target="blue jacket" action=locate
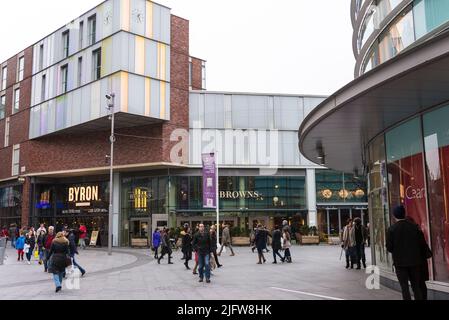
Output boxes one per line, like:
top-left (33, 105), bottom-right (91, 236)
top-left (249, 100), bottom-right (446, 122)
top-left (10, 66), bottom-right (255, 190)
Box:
top-left (152, 232), bottom-right (161, 247)
top-left (16, 236), bottom-right (25, 250)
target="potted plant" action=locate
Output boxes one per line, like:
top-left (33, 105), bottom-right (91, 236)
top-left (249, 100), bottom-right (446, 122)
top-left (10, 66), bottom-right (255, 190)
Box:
top-left (299, 225), bottom-right (320, 245)
top-left (231, 227), bottom-right (251, 246)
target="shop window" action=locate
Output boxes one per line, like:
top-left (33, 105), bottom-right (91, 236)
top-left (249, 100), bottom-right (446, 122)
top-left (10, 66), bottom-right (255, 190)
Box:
top-left (423, 105), bottom-right (449, 283)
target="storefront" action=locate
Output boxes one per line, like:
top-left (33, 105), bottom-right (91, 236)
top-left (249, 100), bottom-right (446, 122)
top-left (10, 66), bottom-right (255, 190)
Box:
top-left (120, 171), bottom-right (309, 246)
top-left (366, 104), bottom-right (449, 284)
top-left (0, 183), bottom-right (22, 229)
top-left (31, 177), bottom-right (110, 246)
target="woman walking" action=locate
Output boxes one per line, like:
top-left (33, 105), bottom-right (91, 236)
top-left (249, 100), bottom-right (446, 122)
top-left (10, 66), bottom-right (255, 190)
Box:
top-left (271, 225), bottom-right (284, 264)
top-left (255, 224), bottom-right (267, 264)
top-left (282, 228), bottom-right (292, 263)
top-left (36, 228), bottom-right (47, 265)
top-left (25, 229), bottom-right (36, 265)
top-left (182, 226), bottom-right (193, 270)
top-left (68, 229), bottom-right (86, 276)
top-left (152, 228), bottom-right (161, 260)
top-left (48, 232), bottom-right (70, 293)
top-left (158, 228), bottom-right (173, 264)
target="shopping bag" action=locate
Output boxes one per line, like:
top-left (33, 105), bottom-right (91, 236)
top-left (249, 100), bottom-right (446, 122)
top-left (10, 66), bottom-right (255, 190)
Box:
top-left (34, 250), bottom-right (39, 259)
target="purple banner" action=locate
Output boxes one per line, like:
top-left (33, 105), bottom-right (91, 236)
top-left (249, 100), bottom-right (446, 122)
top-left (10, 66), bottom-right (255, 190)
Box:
top-left (202, 153), bottom-right (217, 209)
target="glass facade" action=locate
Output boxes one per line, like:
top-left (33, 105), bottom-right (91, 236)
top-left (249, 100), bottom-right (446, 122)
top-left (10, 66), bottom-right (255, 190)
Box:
top-left (368, 103), bottom-right (449, 284)
top-left (315, 170), bottom-right (367, 203)
top-left (0, 185), bottom-right (22, 228)
top-left (360, 0), bottom-right (449, 75)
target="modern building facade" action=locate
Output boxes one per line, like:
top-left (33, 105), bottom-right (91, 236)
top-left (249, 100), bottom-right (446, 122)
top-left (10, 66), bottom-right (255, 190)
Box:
top-left (0, 0), bottom-right (368, 249)
top-left (300, 0), bottom-right (449, 298)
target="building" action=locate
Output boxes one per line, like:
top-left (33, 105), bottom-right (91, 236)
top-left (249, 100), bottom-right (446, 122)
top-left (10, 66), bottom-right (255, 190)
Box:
top-left (0, 0), bottom-right (367, 248)
top-left (299, 0), bottom-right (449, 299)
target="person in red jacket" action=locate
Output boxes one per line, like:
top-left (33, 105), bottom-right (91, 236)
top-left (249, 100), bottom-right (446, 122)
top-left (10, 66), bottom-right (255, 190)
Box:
top-left (0, 226), bottom-right (9, 246)
top-left (78, 224), bottom-right (87, 250)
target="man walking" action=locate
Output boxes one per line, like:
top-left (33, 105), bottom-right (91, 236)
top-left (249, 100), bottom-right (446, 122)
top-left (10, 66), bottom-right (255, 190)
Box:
top-left (386, 206), bottom-right (431, 300)
top-left (43, 226), bottom-right (55, 272)
top-left (192, 224), bottom-right (212, 283)
top-left (218, 224), bottom-right (235, 257)
top-left (353, 217), bottom-right (367, 269)
top-left (9, 224), bottom-right (17, 248)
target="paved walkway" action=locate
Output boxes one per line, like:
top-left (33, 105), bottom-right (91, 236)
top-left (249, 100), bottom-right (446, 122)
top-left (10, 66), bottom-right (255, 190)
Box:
top-left (0, 245), bottom-right (401, 300)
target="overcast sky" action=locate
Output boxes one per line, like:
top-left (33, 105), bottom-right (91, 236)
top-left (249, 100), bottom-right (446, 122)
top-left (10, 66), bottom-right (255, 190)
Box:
top-left (0, 0), bottom-right (355, 96)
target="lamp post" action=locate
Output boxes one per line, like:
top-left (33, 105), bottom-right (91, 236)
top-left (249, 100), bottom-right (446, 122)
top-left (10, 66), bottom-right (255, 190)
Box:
top-left (106, 93), bottom-right (115, 256)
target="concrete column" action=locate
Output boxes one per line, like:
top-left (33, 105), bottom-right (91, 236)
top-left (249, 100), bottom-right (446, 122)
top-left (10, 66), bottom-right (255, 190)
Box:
top-left (306, 169), bottom-right (317, 227)
top-left (338, 209), bottom-right (342, 234)
top-left (326, 209), bottom-right (330, 236)
top-left (21, 177), bottom-right (32, 228)
top-left (167, 177), bottom-right (177, 228)
top-left (112, 172), bottom-right (120, 247)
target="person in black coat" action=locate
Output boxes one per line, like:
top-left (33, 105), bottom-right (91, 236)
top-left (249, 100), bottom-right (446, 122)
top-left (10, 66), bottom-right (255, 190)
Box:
top-left (48, 232), bottom-right (70, 293)
top-left (386, 206), bottom-right (431, 300)
top-left (271, 225), bottom-right (284, 264)
top-left (353, 218), bottom-right (367, 269)
top-left (24, 230), bottom-right (36, 264)
top-left (158, 228), bottom-right (173, 265)
top-left (192, 224), bottom-right (212, 283)
top-left (255, 224), bottom-right (267, 264)
top-left (182, 226), bottom-right (193, 270)
top-left (209, 226), bottom-right (222, 268)
top-left (68, 229), bottom-right (86, 276)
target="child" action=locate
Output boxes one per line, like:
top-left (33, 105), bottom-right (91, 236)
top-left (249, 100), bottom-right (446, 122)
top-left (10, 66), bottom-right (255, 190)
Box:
top-left (16, 232), bottom-right (26, 261)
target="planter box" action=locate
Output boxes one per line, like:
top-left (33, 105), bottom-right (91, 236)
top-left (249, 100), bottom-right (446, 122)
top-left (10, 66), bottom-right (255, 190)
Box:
top-left (328, 237), bottom-right (342, 245)
top-left (232, 237), bottom-right (251, 246)
top-left (131, 238), bottom-right (149, 248)
top-left (300, 235), bottom-right (320, 245)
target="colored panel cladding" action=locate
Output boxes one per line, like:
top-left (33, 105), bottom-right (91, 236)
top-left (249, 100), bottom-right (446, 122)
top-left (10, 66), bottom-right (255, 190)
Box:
top-left (146, 1), bottom-right (153, 38)
top-left (145, 78), bottom-right (151, 117)
top-left (121, 0), bottom-right (131, 31)
top-left (121, 72), bottom-right (129, 113)
top-left (160, 81), bottom-right (166, 119)
top-left (135, 36), bottom-right (145, 75)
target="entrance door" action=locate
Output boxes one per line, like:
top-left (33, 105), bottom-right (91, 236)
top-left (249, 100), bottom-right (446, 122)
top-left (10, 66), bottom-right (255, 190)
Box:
top-left (129, 219), bottom-right (150, 247)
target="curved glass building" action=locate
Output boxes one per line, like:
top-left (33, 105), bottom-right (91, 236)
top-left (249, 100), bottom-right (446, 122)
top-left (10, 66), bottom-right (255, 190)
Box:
top-left (300, 0), bottom-right (449, 298)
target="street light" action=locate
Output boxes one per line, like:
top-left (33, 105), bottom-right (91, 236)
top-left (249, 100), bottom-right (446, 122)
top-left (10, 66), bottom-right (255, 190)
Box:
top-left (106, 93), bottom-right (115, 256)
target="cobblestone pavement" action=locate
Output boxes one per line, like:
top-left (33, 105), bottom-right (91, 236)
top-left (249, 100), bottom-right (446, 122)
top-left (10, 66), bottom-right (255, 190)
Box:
top-left (0, 244), bottom-right (401, 300)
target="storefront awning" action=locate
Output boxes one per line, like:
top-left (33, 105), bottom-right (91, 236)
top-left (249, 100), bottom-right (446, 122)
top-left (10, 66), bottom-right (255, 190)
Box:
top-left (299, 30), bottom-right (449, 174)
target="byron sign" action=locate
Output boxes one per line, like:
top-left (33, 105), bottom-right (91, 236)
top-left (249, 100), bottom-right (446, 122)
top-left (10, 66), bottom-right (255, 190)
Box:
top-left (68, 186), bottom-right (99, 207)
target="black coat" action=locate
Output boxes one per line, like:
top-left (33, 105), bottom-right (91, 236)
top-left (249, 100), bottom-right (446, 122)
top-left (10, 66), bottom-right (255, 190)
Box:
top-left (210, 231), bottom-right (218, 251)
top-left (255, 229), bottom-right (268, 250)
top-left (25, 235), bottom-right (36, 249)
top-left (271, 229), bottom-right (282, 251)
top-left (68, 233), bottom-right (78, 257)
top-left (182, 233), bottom-right (193, 254)
top-left (48, 240), bottom-right (69, 274)
top-left (386, 220), bottom-right (429, 267)
top-left (192, 231), bottom-right (212, 255)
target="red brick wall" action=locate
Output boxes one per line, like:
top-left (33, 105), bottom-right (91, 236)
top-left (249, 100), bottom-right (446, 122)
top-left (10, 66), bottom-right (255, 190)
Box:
top-left (191, 57), bottom-right (205, 90)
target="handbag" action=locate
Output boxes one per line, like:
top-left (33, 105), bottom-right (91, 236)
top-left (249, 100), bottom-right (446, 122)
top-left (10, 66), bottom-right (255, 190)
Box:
top-left (24, 243), bottom-right (30, 254)
top-left (34, 250), bottom-right (39, 259)
top-left (65, 256), bottom-right (73, 267)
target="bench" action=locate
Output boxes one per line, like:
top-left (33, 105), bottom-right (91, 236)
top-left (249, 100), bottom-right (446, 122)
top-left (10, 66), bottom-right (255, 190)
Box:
top-left (131, 238), bottom-right (149, 248)
top-left (231, 237), bottom-right (251, 246)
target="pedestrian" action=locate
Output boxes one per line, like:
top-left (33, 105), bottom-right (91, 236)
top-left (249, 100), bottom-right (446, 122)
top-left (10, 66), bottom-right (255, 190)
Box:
top-left (255, 224), bottom-right (267, 264)
top-left (43, 226), bottom-right (56, 272)
top-left (353, 217), bottom-right (367, 269)
top-left (282, 228), bottom-right (292, 263)
top-left (209, 225), bottom-right (222, 268)
top-left (36, 228), bottom-right (47, 265)
top-left (9, 224), bottom-right (17, 248)
top-left (25, 229), bottom-right (36, 265)
top-left (387, 206), bottom-right (431, 300)
top-left (282, 220), bottom-right (291, 236)
top-left (250, 227), bottom-right (257, 253)
top-left (271, 225), bottom-right (284, 264)
top-left (48, 232), bottom-right (70, 293)
top-left (192, 223), bottom-right (212, 283)
top-left (158, 228), bottom-right (173, 264)
top-left (152, 228), bottom-right (161, 259)
top-left (366, 223), bottom-right (371, 247)
top-left (36, 223), bottom-right (46, 236)
top-left (218, 224), bottom-right (235, 256)
top-left (68, 229), bottom-right (86, 277)
top-left (181, 226), bottom-right (193, 270)
top-left (342, 219), bottom-right (356, 269)
top-left (78, 224), bottom-right (87, 250)
top-left (16, 231), bottom-right (26, 261)
top-left (0, 226), bottom-right (9, 246)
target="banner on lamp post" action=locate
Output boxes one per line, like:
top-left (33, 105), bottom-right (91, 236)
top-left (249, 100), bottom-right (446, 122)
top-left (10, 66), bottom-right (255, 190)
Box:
top-left (202, 153), bottom-right (217, 209)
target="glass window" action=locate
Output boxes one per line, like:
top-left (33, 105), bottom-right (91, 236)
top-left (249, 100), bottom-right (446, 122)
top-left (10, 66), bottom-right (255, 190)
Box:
top-left (367, 134), bottom-right (392, 269)
top-left (17, 57), bottom-right (25, 82)
top-left (61, 65), bottom-right (68, 94)
top-left (4, 117), bottom-right (9, 147)
top-left (12, 144), bottom-right (20, 176)
top-left (13, 88), bottom-right (20, 113)
top-left (0, 95), bottom-right (5, 120)
top-left (316, 170), bottom-right (367, 203)
top-left (1, 66), bottom-right (7, 90)
top-left (378, 7), bottom-right (415, 64)
top-left (62, 31), bottom-right (70, 58)
top-left (360, 6), bottom-right (377, 50)
top-left (414, 0), bottom-right (449, 39)
top-left (39, 45), bottom-right (44, 71)
top-left (386, 117), bottom-right (429, 240)
top-left (41, 75), bottom-right (46, 101)
top-left (79, 21), bottom-right (84, 49)
top-left (88, 15), bottom-right (96, 45)
top-left (92, 49), bottom-right (101, 81)
top-left (77, 57), bottom-right (83, 87)
top-left (423, 105), bottom-right (449, 283)
top-left (377, 0), bottom-right (403, 22)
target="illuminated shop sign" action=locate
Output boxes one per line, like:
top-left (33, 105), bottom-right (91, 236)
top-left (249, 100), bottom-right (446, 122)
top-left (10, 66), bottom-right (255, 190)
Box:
top-left (219, 191), bottom-right (263, 200)
top-left (68, 186), bottom-right (99, 207)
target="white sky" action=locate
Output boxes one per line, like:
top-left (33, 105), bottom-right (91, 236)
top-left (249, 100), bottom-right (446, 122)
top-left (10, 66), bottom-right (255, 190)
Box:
top-left (0, 0), bottom-right (355, 96)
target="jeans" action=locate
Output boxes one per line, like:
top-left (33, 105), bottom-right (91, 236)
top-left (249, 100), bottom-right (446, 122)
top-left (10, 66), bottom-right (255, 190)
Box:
top-left (53, 273), bottom-right (64, 288)
top-left (198, 253), bottom-right (211, 280)
top-left (355, 243), bottom-right (366, 266)
top-left (395, 266), bottom-right (424, 300)
top-left (38, 247), bottom-right (45, 261)
top-left (219, 243), bottom-right (235, 255)
top-left (26, 248), bottom-right (33, 262)
top-left (71, 255), bottom-right (86, 274)
top-left (273, 249), bottom-right (284, 262)
top-left (11, 237), bottom-right (16, 248)
top-left (79, 238), bottom-right (86, 250)
top-left (44, 249), bottom-right (50, 271)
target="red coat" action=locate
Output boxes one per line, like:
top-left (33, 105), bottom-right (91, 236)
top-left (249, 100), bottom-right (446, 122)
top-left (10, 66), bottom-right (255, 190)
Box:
top-left (79, 226), bottom-right (87, 239)
top-left (0, 229), bottom-right (9, 238)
